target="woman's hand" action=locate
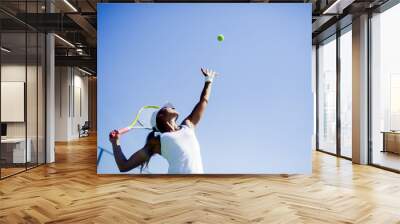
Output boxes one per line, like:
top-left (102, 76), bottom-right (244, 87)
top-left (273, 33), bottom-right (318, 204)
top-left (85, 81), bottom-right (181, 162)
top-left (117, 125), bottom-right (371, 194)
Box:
top-left (109, 130), bottom-right (120, 145)
top-left (201, 68), bottom-right (217, 77)
top-left (201, 68), bottom-right (218, 79)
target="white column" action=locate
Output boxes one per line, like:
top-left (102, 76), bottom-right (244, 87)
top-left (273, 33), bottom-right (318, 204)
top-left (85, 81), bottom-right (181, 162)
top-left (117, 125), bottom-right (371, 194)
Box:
top-left (352, 14), bottom-right (369, 164)
top-left (46, 1), bottom-right (55, 163)
top-left (312, 45), bottom-right (317, 150)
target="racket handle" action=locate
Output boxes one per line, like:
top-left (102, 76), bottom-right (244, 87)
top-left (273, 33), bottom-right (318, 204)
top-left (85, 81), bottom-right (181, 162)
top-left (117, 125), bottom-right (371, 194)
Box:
top-left (117, 127), bottom-right (131, 135)
top-left (109, 127), bottom-right (131, 139)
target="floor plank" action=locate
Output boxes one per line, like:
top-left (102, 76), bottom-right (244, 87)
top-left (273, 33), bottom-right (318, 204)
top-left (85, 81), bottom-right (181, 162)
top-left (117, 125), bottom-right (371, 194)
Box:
top-left (1, 135), bottom-right (400, 223)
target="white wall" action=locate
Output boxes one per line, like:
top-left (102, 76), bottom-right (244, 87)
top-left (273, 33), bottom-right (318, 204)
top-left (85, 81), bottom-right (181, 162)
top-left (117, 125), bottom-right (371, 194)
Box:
top-left (1, 65), bottom-right (40, 137)
top-left (1, 64), bottom-right (46, 163)
top-left (1, 65), bottom-right (27, 140)
top-left (55, 67), bottom-right (89, 141)
top-left (55, 66), bottom-right (69, 141)
top-left (72, 73), bottom-right (89, 138)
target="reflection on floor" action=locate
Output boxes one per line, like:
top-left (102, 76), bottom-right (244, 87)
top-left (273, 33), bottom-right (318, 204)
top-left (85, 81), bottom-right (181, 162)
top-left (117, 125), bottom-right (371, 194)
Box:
top-left (0, 163), bottom-right (42, 178)
top-left (0, 167), bottom-right (25, 177)
top-left (373, 150), bottom-right (400, 171)
top-left (341, 147), bottom-right (352, 158)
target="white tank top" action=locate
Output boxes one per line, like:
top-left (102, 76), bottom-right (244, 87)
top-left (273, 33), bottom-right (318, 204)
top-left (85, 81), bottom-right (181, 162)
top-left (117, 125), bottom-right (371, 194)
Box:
top-left (158, 125), bottom-right (204, 174)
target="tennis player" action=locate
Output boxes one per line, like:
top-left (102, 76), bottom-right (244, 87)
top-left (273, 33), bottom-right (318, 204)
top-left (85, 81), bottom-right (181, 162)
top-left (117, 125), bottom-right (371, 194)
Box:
top-left (109, 68), bottom-right (217, 174)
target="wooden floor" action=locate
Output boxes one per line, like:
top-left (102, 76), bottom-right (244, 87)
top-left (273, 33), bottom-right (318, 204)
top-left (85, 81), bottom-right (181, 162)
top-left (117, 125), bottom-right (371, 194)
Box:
top-left (1, 167), bottom-right (26, 178)
top-left (1, 135), bottom-right (400, 224)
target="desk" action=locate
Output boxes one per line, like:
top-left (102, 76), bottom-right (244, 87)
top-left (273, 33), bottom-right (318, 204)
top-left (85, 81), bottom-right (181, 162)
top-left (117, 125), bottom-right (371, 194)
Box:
top-left (381, 131), bottom-right (400, 154)
top-left (1, 138), bottom-right (31, 163)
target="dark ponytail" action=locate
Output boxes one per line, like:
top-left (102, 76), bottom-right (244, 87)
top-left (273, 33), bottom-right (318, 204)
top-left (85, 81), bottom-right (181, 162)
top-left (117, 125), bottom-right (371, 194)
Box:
top-left (139, 130), bottom-right (158, 173)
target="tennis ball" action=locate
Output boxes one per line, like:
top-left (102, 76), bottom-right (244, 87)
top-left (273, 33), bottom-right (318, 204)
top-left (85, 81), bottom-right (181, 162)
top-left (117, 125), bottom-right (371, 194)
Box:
top-left (217, 34), bottom-right (224, 42)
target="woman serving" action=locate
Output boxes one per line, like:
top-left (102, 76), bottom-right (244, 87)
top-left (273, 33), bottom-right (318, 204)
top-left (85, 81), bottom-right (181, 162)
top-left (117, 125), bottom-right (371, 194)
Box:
top-left (109, 68), bottom-right (217, 174)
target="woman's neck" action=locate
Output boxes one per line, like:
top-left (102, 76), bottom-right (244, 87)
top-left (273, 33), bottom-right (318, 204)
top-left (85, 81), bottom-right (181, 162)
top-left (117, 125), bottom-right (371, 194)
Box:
top-left (164, 119), bottom-right (180, 132)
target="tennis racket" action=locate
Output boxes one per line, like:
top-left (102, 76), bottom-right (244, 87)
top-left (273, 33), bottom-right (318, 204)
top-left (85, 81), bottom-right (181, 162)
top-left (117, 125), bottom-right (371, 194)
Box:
top-left (98, 105), bottom-right (160, 168)
top-left (110, 105), bottom-right (160, 137)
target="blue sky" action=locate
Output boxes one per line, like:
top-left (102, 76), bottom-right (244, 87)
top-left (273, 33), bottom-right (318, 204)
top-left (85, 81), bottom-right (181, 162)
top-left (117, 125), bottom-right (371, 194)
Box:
top-left (98, 3), bottom-right (312, 174)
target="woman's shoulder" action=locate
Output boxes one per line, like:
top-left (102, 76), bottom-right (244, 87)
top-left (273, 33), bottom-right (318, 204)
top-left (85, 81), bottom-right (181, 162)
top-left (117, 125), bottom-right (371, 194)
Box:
top-left (181, 119), bottom-right (195, 129)
top-left (180, 124), bottom-right (194, 130)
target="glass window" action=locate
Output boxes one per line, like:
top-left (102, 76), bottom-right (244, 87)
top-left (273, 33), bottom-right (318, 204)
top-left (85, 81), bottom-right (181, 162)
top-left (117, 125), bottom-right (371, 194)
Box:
top-left (0, 1), bottom-right (46, 179)
top-left (339, 28), bottom-right (352, 158)
top-left (318, 36), bottom-right (337, 154)
top-left (1, 31), bottom-right (28, 178)
top-left (26, 0), bottom-right (46, 169)
top-left (27, 30), bottom-right (38, 169)
top-left (371, 3), bottom-right (400, 171)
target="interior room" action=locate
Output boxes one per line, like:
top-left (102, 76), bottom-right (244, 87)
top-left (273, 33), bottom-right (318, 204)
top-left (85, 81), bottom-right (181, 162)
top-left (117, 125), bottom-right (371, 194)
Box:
top-left (0, 25), bottom-right (46, 178)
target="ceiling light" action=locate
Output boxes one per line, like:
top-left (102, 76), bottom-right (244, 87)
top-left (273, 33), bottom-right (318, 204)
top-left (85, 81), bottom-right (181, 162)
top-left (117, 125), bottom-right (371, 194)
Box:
top-left (78, 67), bottom-right (93, 76)
top-left (76, 48), bottom-right (84, 55)
top-left (54, 34), bottom-right (75, 48)
top-left (63, 0), bottom-right (78, 12)
top-left (323, 0), bottom-right (355, 14)
top-left (1, 47), bottom-right (11, 53)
